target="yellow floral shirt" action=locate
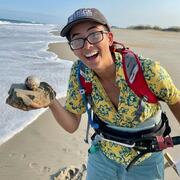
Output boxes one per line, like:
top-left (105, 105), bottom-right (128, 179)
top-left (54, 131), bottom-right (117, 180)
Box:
top-left (65, 52), bottom-right (180, 166)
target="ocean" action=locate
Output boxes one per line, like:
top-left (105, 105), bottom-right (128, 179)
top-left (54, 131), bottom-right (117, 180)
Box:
top-left (0, 20), bottom-right (73, 145)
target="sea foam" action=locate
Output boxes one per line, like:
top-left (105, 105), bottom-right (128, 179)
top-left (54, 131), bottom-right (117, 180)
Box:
top-left (0, 21), bottom-right (73, 145)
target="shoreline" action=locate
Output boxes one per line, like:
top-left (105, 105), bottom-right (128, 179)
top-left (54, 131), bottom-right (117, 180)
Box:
top-left (0, 97), bottom-right (89, 180)
top-left (0, 29), bottom-right (180, 180)
top-left (47, 42), bottom-right (77, 61)
top-left (0, 107), bottom-right (47, 146)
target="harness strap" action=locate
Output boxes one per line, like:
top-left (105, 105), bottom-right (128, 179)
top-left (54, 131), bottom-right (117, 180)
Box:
top-left (127, 136), bottom-right (180, 170)
top-left (78, 61), bottom-right (98, 143)
top-left (91, 112), bottom-right (177, 171)
top-left (92, 112), bottom-right (168, 144)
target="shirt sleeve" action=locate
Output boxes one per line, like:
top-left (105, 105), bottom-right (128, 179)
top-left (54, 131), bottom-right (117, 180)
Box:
top-left (65, 60), bottom-right (86, 114)
top-left (141, 58), bottom-right (180, 105)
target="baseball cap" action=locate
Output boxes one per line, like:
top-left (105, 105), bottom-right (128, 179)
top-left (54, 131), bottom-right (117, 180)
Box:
top-left (60, 8), bottom-right (110, 37)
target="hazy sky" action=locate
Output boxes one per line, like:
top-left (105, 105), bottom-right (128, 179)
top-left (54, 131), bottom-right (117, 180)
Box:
top-left (0, 0), bottom-right (180, 28)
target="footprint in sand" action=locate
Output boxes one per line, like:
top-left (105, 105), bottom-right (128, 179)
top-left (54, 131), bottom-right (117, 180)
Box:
top-left (28, 162), bottom-right (51, 173)
top-left (8, 152), bottom-right (16, 157)
top-left (20, 154), bottom-right (26, 159)
top-left (62, 148), bottom-right (71, 153)
top-left (28, 162), bottom-right (39, 168)
top-left (40, 166), bottom-right (51, 173)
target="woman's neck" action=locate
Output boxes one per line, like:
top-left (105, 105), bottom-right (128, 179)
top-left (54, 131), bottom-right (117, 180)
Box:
top-left (96, 62), bottom-right (116, 82)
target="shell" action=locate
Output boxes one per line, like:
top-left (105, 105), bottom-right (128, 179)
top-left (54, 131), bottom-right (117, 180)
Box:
top-left (25, 75), bottom-right (40, 90)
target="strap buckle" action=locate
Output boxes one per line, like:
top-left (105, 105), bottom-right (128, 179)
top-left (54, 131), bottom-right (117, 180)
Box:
top-left (79, 89), bottom-right (85, 95)
top-left (156, 135), bottom-right (174, 150)
top-left (134, 135), bottom-right (174, 152)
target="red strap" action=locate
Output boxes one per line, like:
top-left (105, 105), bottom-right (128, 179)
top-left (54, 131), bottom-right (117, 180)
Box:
top-left (80, 76), bottom-right (92, 95)
top-left (111, 41), bottom-right (157, 103)
top-left (121, 49), bottom-right (158, 103)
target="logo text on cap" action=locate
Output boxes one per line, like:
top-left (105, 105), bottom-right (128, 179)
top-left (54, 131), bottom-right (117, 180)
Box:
top-left (68, 9), bottom-right (93, 23)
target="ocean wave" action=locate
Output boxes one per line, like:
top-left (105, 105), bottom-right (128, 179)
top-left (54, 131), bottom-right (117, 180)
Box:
top-left (0, 23), bottom-right (72, 145)
top-left (0, 20), bottom-right (11, 25)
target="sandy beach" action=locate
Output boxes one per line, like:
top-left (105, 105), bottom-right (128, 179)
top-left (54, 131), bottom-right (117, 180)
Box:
top-left (0, 29), bottom-right (180, 180)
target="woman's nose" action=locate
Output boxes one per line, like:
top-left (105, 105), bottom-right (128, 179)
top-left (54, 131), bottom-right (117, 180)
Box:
top-left (83, 39), bottom-right (92, 49)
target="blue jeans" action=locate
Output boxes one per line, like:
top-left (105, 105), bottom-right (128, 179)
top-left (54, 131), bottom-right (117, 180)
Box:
top-left (86, 149), bottom-right (164, 180)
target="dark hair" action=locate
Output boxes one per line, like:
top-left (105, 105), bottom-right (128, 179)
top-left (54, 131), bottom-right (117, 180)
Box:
top-left (66, 32), bottom-right (71, 42)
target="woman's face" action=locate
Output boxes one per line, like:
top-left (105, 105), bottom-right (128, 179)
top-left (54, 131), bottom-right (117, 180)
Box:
top-left (69, 21), bottom-right (114, 72)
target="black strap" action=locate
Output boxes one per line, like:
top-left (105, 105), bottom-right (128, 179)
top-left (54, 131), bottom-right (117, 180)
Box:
top-left (126, 151), bottom-right (147, 171)
top-left (92, 113), bottom-right (176, 171)
top-left (93, 112), bottom-right (168, 144)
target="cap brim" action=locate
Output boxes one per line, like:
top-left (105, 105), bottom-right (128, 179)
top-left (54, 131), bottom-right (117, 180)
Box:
top-left (60, 18), bottom-right (107, 37)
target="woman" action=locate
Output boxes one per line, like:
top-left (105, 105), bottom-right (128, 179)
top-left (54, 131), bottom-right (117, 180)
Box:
top-left (35, 8), bottom-right (180, 180)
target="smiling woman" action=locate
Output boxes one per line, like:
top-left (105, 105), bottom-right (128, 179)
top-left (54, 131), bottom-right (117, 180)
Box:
top-left (1, 0), bottom-right (180, 179)
top-left (56, 7), bottom-right (180, 180)
top-left (6, 6), bottom-right (179, 180)
top-left (68, 22), bottom-right (114, 72)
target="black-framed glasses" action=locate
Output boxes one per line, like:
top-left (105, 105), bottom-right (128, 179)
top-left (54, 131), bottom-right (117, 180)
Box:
top-left (69, 30), bottom-right (109, 50)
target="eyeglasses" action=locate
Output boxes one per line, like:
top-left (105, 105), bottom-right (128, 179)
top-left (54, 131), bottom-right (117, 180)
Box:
top-left (69, 30), bottom-right (109, 50)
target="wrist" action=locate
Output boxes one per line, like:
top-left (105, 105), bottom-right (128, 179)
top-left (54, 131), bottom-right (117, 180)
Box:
top-left (48, 98), bottom-right (58, 109)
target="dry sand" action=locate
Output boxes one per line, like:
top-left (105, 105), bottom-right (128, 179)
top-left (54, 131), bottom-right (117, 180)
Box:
top-left (0, 29), bottom-right (180, 180)
top-left (0, 98), bottom-right (89, 180)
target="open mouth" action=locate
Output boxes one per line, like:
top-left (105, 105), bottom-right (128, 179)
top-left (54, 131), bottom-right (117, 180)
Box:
top-left (85, 51), bottom-right (99, 61)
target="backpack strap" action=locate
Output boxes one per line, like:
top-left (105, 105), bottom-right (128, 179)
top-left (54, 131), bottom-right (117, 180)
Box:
top-left (78, 61), bottom-right (92, 95)
top-left (112, 41), bottom-right (158, 104)
top-left (77, 61), bottom-right (99, 135)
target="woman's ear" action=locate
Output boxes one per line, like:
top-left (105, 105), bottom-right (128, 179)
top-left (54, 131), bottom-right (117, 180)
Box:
top-left (108, 32), bottom-right (114, 46)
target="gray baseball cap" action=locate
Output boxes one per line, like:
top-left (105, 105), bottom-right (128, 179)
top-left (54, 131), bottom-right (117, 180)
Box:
top-left (60, 8), bottom-right (110, 37)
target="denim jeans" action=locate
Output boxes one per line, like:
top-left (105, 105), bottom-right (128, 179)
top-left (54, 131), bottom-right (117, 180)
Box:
top-left (86, 148), bottom-right (164, 180)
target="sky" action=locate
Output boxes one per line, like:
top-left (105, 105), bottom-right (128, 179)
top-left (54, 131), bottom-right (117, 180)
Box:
top-left (0, 0), bottom-right (180, 28)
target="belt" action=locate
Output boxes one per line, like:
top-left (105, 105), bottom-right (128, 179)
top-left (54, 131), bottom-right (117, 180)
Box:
top-left (92, 111), bottom-right (169, 145)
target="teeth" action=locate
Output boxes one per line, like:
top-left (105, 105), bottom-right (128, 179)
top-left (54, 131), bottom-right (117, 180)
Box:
top-left (85, 51), bottom-right (98, 58)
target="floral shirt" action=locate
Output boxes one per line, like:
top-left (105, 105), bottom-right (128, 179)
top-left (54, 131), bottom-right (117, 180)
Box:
top-left (65, 52), bottom-right (180, 166)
